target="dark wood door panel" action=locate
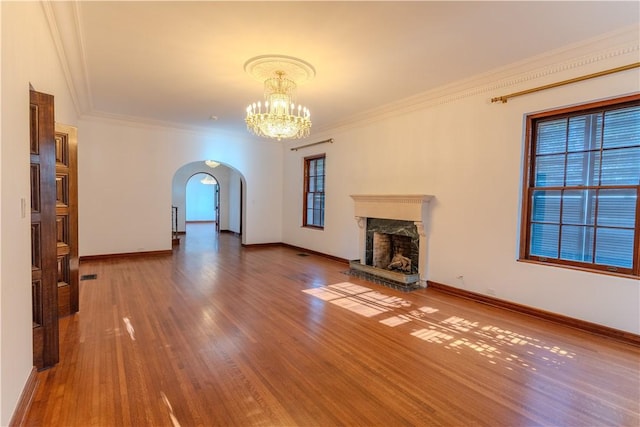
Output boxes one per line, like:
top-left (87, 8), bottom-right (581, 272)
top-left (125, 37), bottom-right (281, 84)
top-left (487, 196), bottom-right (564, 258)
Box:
top-left (55, 174), bottom-right (69, 208)
top-left (56, 215), bottom-right (69, 247)
top-left (30, 89), bottom-right (59, 370)
top-left (31, 223), bottom-right (42, 272)
top-left (55, 132), bottom-right (69, 166)
top-left (55, 123), bottom-right (79, 317)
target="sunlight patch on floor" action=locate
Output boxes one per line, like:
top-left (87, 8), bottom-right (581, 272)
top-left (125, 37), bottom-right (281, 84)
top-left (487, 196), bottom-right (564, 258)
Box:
top-left (303, 282), bottom-right (578, 372)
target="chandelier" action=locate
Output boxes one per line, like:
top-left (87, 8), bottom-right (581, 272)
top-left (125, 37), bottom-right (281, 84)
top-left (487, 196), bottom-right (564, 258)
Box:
top-left (244, 55), bottom-right (315, 141)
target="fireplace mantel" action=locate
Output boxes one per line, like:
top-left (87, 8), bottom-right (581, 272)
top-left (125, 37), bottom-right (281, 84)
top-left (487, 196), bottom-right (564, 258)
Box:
top-left (350, 194), bottom-right (434, 288)
top-left (350, 194), bottom-right (433, 222)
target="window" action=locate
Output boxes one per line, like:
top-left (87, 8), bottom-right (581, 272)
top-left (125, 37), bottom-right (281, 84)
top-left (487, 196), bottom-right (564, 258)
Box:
top-left (303, 154), bottom-right (325, 228)
top-left (520, 95), bottom-right (640, 276)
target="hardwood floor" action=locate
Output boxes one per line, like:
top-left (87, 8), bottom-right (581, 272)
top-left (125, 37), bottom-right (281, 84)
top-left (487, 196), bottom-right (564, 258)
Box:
top-left (24, 223), bottom-right (640, 426)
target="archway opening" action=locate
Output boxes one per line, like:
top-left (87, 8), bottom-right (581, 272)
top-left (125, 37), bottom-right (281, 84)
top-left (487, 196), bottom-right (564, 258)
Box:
top-left (171, 160), bottom-right (245, 245)
top-left (186, 173), bottom-right (219, 232)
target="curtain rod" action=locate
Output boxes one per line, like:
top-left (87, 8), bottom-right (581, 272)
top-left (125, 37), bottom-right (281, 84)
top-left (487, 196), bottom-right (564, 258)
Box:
top-left (290, 138), bottom-right (334, 151)
top-left (491, 62), bottom-right (640, 104)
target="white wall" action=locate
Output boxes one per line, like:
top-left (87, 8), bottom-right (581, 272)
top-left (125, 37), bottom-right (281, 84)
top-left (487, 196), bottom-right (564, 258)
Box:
top-left (228, 169), bottom-right (242, 234)
top-left (282, 28), bottom-right (640, 334)
top-left (79, 117), bottom-right (281, 256)
top-left (0, 2), bottom-right (78, 424)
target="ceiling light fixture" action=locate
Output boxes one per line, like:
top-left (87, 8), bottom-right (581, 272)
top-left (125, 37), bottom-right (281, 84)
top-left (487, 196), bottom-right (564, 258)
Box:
top-left (200, 175), bottom-right (217, 185)
top-left (205, 160), bottom-right (220, 168)
top-left (244, 55), bottom-right (315, 141)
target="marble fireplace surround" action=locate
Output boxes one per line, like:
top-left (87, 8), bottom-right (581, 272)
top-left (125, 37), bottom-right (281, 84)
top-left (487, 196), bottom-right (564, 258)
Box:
top-left (350, 194), bottom-right (434, 287)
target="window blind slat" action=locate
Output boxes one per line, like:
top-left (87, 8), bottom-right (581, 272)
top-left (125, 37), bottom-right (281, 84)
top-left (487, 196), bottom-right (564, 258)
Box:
top-left (568, 114), bottom-right (602, 152)
top-left (560, 225), bottom-right (594, 262)
top-left (562, 190), bottom-right (596, 225)
top-left (536, 120), bottom-right (567, 154)
top-left (530, 223), bottom-right (560, 258)
top-left (535, 155), bottom-right (565, 186)
top-left (566, 152), bottom-right (600, 186)
top-left (603, 106), bottom-right (640, 149)
top-left (600, 148), bottom-right (640, 185)
top-left (597, 189), bottom-right (637, 228)
top-left (595, 228), bottom-right (634, 268)
top-left (531, 190), bottom-right (561, 222)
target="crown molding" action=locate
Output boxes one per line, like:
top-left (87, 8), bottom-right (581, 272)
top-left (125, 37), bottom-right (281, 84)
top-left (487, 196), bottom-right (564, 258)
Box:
top-left (316, 24), bottom-right (640, 134)
top-left (43, 1), bottom-right (256, 140)
top-left (42, 1), bottom-right (93, 116)
top-left (79, 110), bottom-right (248, 139)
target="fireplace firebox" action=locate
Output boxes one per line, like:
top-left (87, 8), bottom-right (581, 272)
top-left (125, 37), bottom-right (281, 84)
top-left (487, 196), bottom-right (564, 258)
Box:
top-left (368, 220), bottom-right (419, 274)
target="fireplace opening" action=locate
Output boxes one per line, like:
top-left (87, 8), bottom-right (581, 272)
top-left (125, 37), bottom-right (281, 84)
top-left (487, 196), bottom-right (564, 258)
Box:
top-left (373, 232), bottom-right (412, 273)
top-left (365, 218), bottom-right (419, 275)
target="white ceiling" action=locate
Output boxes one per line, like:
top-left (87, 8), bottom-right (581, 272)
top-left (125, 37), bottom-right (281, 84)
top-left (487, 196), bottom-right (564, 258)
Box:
top-left (52, 1), bottom-right (639, 136)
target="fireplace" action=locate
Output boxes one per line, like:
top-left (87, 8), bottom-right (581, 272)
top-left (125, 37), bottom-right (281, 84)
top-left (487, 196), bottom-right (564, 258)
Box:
top-left (350, 194), bottom-right (433, 289)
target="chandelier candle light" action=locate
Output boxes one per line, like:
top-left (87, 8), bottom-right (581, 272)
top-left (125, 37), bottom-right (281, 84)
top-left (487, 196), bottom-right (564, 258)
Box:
top-left (244, 55), bottom-right (315, 141)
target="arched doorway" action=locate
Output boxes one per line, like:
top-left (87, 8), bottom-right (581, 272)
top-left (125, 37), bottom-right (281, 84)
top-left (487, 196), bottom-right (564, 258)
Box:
top-left (186, 173), bottom-right (220, 232)
top-left (171, 161), bottom-right (244, 242)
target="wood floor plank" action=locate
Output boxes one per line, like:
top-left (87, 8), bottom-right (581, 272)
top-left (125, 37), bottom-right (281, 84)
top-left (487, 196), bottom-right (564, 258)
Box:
top-left (22, 223), bottom-right (640, 426)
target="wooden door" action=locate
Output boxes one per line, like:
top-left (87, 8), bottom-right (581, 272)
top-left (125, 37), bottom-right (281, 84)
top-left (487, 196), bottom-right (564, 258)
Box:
top-left (55, 124), bottom-right (79, 316)
top-left (215, 184), bottom-right (220, 232)
top-left (30, 90), bottom-right (59, 369)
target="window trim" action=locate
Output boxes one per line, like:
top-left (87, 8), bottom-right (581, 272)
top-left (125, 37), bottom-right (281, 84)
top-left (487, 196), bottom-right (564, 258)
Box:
top-left (303, 153), bottom-right (326, 229)
top-left (519, 94), bottom-right (640, 278)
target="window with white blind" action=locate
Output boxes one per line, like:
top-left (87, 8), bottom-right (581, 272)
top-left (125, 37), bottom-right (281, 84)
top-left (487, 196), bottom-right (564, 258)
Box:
top-left (520, 95), bottom-right (640, 276)
top-left (303, 154), bottom-right (325, 228)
